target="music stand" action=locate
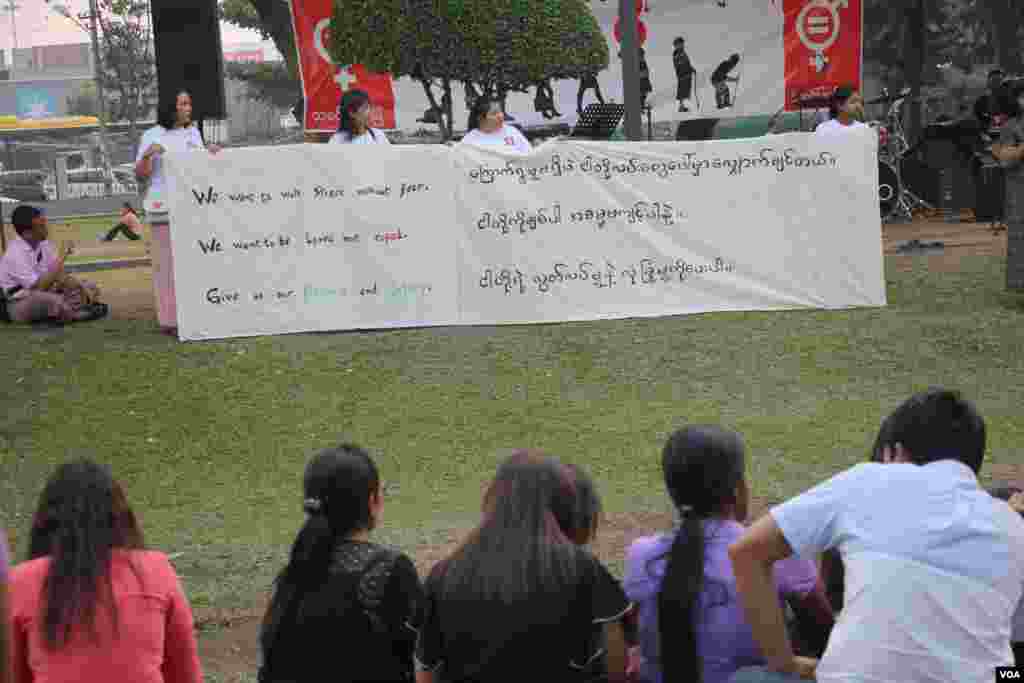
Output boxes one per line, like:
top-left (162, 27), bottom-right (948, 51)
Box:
top-left (572, 103), bottom-right (626, 140)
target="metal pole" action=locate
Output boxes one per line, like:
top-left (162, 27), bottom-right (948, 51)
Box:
top-left (87, 0), bottom-right (113, 193)
top-left (618, 0), bottom-right (642, 141)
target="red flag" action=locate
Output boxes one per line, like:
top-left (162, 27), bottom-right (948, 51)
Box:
top-left (783, 0), bottom-right (862, 111)
top-left (289, 0), bottom-right (397, 132)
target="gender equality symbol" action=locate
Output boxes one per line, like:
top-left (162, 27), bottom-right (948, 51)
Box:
top-left (796, 0), bottom-right (848, 74)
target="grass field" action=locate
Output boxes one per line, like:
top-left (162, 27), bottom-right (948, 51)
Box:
top-left (1, 249), bottom-right (1023, 620)
top-left (2, 215), bottom-right (148, 264)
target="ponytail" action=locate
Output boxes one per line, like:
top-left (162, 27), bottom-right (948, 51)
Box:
top-left (657, 512), bottom-right (706, 683)
top-left (259, 444), bottom-right (379, 676)
top-left (260, 511), bottom-right (338, 668)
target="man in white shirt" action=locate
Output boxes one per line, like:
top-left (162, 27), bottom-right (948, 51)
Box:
top-left (815, 86), bottom-right (868, 137)
top-left (728, 388), bottom-right (1024, 683)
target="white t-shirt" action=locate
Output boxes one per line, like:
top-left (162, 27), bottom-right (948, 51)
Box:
top-left (328, 128), bottom-right (391, 145)
top-left (459, 125), bottom-right (531, 154)
top-left (814, 118), bottom-right (869, 137)
top-left (772, 460), bottom-right (1024, 683)
top-left (136, 125), bottom-right (205, 199)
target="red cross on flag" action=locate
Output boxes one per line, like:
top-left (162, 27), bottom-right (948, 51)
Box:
top-left (289, 0), bottom-right (397, 132)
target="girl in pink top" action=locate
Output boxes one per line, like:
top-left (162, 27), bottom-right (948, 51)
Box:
top-left (9, 460), bottom-right (202, 683)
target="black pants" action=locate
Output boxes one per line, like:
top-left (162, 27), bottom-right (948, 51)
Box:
top-left (105, 223), bottom-right (141, 241)
top-left (1014, 641), bottom-right (1023, 667)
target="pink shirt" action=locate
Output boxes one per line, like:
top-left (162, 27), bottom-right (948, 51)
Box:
top-left (10, 550), bottom-right (202, 683)
top-left (0, 236), bottom-right (58, 298)
top-left (121, 209), bottom-right (144, 233)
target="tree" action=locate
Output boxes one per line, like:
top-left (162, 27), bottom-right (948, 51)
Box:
top-left (225, 61), bottom-right (302, 111)
top-left (66, 81), bottom-right (99, 117)
top-left (220, 0), bottom-right (299, 79)
top-left (51, 0), bottom-right (157, 140)
top-left (328, 0), bottom-right (609, 139)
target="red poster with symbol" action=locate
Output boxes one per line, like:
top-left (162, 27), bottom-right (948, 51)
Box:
top-left (289, 0), bottom-right (397, 132)
top-left (783, 0), bottom-right (862, 111)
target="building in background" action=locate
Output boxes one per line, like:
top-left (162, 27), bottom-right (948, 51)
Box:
top-left (0, 42), bottom-right (92, 119)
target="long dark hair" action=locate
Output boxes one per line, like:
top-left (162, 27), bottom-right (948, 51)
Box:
top-left (337, 89), bottom-right (376, 140)
top-left (561, 463), bottom-right (602, 545)
top-left (260, 444), bottom-right (379, 660)
top-left (28, 460), bottom-right (145, 649)
top-left (156, 89), bottom-right (192, 130)
top-left (467, 96), bottom-right (499, 132)
top-left (436, 450), bottom-right (581, 606)
top-left (656, 426), bottom-right (746, 683)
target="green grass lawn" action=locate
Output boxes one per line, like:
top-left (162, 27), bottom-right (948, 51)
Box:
top-left (4, 215), bottom-right (149, 264)
top-left (1, 253), bottom-right (1023, 614)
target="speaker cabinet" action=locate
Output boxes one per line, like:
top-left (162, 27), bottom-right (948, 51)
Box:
top-left (151, 0), bottom-right (226, 120)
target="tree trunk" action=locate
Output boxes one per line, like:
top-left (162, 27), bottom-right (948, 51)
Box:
top-left (903, 0), bottom-right (926, 145)
top-left (989, 0), bottom-right (1021, 74)
top-left (249, 0), bottom-right (300, 80)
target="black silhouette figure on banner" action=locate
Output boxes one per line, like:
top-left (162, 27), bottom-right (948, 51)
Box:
top-left (673, 37), bottom-right (696, 112)
top-left (534, 79), bottom-right (561, 119)
top-left (577, 73), bottom-right (606, 114)
top-left (711, 54), bottom-right (740, 109)
top-left (639, 48), bottom-right (653, 109)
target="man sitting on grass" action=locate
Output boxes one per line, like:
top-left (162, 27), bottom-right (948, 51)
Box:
top-left (728, 388), bottom-right (1024, 683)
top-left (0, 205), bottom-right (108, 324)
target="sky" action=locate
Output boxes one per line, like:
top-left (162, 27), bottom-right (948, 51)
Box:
top-left (0, 0), bottom-right (261, 54)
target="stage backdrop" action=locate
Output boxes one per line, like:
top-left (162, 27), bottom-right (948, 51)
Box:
top-left (164, 132), bottom-right (885, 341)
top-left (292, 0), bottom-right (861, 132)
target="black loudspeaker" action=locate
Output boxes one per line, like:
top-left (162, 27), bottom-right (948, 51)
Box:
top-left (151, 0), bottom-right (226, 120)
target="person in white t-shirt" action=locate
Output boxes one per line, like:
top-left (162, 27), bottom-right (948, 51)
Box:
top-left (328, 89), bottom-right (391, 145)
top-left (814, 86), bottom-right (868, 137)
top-left (134, 89), bottom-right (220, 333)
top-left (459, 97), bottom-right (531, 154)
top-left (728, 388), bottom-right (1024, 683)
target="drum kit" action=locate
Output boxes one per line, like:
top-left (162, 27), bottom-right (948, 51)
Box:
top-left (866, 88), bottom-right (934, 220)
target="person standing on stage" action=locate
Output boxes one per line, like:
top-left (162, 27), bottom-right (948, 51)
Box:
top-left (639, 48), bottom-right (653, 110)
top-left (673, 37), bottom-right (696, 113)
top-left (992, 82), bottom-right (1024, 290)
top-left (975, 68), bottom-right (1011, 132)
top-left (711, 54), bottom-right (740, 110)
top-left (329, 89), bottom-right (391, 145)
top-left (814, 86), bottom-right (867, 137)
top-left (577, 72), bottom-right (606, 115)
top-left (460, 97), bottom-right (532, 154)
top-left (134, 89), bottom-right (220, 334)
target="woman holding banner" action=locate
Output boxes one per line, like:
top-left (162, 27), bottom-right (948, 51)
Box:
top-left (814, 86), bottom-right (867, 137)
top-left (135, 89), bottom-right (221, 334)
top-left (992, 81), bottom-right (1024, 290)
top-left (330, 89), bottom-right (391, 145)
top-left (460, 96), bottom-right (532, 154)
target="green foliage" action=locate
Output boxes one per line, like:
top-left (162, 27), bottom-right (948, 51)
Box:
top-left (327, 0), bottom-right (609, 87)
top-left (66, 81), bottom-right (100, 117)
top-left (225, 61), bottom-right (301, 110)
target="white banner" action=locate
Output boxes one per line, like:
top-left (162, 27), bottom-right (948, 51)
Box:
top-left (165, 133), bottom-right (885, 341)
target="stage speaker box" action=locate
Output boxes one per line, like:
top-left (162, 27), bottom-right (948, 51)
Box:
top-left (150, 0), bottom-right (226, 121)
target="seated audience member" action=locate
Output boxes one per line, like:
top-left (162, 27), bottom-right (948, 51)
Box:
top-left (1, 529), bottom-right (10, 683)
top-left (625, 427), bottom-right (833, 683)
top-left (0, 205), bottom-right (107, 324)
top-left (819, 415), bottom-right (898, 613)
top-left (415, 450), bottom-right (631, 683)
top-left (9, 460), bottom-right (202, 683)
top-left (990, 484), bottom-right (1024, 667)
top-left (101, 203), bottom-right (144, 241)
top-left (259, 444), bottom-right (421, 683)
top-left (729, 389), bottom-right (1024, 683)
